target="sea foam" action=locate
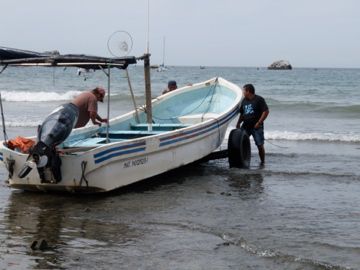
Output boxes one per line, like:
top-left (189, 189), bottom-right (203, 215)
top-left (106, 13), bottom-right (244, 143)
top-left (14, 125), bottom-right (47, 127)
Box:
top-left (0, 90), bottom-right (145, 102)
top-left (266, 130), bottom-right (360, 143)
top-left (225, 128), bottom-right (360, 143)
top-left (1, 91), bottom-right (82, 102)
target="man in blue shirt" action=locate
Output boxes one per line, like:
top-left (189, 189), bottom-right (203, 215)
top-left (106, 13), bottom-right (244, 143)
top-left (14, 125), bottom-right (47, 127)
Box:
top-left (236, 84), bottom-right (269, 165)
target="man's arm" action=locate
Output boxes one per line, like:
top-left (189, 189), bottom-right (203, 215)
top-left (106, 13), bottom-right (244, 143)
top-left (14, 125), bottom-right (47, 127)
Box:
top-left (90, 111), bottom-right (108, 126)
top-left (96, 114), bottom-right (108, 124)
top-left (236, 115), bottom-right (244, 128)
top-left (254, 110), bottom-right (269, 129)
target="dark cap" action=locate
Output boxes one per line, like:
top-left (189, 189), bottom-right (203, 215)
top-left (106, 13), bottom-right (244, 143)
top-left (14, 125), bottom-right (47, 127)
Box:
top-left (93, 87), bottom-right (106, 102)
top-left (168, 80), bottom-right (177, 87)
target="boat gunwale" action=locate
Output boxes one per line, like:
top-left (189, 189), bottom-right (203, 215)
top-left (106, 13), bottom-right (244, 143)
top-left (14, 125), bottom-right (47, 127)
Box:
top-left (0, 77), bottom-right (242, 157)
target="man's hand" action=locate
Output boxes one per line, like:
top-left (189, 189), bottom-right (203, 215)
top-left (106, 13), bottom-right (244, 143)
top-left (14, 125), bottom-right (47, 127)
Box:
top-left (236, 115), bottom-right (243, 129)
top-left (95, 119), bottom-right (108, 126)
top-left (254, 122), bottom-right (261, 129)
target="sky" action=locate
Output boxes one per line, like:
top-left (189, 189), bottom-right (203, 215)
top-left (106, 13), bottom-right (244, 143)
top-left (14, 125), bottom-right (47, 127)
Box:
top-left (0, 0), bottom-right (359, 68)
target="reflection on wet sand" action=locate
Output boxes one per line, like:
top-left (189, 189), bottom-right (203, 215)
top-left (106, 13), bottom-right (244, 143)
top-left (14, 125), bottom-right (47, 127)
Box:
top-left (0, 164), bottom-right (210, 269)
top-left (227, 171), bottom-right (264, 197)
top-left (3, 192), bottom-right (140, 269)
top-left (1, 163), bottom-right (272, 269)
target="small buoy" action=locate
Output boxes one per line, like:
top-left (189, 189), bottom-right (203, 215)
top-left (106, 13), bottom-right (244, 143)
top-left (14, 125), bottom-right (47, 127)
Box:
top-left (228, 129), bottom-right (251, 168)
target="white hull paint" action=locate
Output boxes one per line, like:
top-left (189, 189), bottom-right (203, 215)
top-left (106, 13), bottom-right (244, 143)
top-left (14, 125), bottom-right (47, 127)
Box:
top-left (0, 77), bottom-right (241, 193)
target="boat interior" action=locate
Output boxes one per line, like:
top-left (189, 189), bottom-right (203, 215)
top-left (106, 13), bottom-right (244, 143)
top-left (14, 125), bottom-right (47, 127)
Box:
top-left (61, 122), bottom-right (188, 149)
top-left (59, 83), bottom-right (237, 151)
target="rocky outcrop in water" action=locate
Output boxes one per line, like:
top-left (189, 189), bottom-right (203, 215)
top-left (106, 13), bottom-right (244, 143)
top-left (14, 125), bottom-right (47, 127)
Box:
top-left (268, 60), bottom-right (292, 70)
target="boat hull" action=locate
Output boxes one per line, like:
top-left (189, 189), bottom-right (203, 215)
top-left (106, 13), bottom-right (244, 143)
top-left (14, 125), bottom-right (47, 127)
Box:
top-left (0, 77), bottom-right (241, 193)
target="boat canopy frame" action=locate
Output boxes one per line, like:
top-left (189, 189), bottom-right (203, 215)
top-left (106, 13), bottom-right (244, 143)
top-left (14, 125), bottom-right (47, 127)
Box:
top-left (0, 46), bottom-right (153, 143)
top-left (0, 46), bottom-right (137, 69)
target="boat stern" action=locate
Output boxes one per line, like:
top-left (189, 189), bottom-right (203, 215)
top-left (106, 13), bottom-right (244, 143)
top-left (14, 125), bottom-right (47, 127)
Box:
top-left (0, 141), bottom-right (39, 185)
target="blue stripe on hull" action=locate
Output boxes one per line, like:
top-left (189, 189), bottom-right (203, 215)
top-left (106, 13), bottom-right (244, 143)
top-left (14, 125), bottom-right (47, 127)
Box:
top-left (92, 106), bottom-right (239, 164)
top-left (94, 147), bottom-right (146, 164)
top-left (93, 141), bottom-right (146, 164)
top-left (94, 141), bottom-right (146, 158)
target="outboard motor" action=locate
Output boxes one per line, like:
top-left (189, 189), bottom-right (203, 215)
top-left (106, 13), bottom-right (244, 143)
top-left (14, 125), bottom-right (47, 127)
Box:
top-left (18, 103), bottom-right (79, 182)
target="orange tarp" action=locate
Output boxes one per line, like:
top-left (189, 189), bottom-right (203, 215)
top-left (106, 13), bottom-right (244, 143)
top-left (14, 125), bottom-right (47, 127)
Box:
top-left (7, 136), bottom-right (35, 153)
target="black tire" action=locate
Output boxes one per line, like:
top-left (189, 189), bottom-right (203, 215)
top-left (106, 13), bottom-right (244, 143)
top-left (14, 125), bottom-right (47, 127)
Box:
top-left (228, 128), bottom-right (251, 168)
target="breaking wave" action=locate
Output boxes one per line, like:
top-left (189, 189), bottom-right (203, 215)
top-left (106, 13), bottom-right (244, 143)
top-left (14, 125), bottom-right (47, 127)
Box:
top-left (1, 90), bottom-right (82, 102)
top-left (1, 121), bottom-right (40, 127)
top-left (0, 90), bottom-right (145, 102)
top-left (1, 121), bottom-right (359, 144)
top-left (266, 130), bottom-right (360, 143)
top-left (225, 128), bottom-right (360, 143)
top-left (267, 98), bottom-right (360, 114)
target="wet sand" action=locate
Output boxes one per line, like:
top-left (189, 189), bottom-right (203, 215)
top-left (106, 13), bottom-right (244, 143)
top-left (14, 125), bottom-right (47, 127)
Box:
top-left (0, 140), bottom-right (359, 269)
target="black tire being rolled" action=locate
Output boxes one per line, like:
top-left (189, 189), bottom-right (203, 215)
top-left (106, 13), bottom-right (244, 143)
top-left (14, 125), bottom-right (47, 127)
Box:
top-left (228, 128), bottom-right (251, 168)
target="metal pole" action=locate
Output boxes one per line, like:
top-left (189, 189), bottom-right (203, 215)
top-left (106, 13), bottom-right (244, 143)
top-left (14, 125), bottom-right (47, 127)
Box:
top-left (0, 92), bottom-right (8, 144)
top-left (146, 0), bottom-right (150, 54)
top-left (106, 64), bottom-right (111, 143)
top-left (162, 36), bottom-right (166, 67)
top-left (143, 54), bottom-right (152, 131)
top-left (125, 69), bottom-right (140, 123)
top-left (0, 65), bottom-right (8, 143)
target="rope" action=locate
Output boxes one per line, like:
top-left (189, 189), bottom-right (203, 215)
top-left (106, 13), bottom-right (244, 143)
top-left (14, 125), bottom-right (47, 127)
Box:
top-left (125, 69), bottom-right (140, 123)
top-left (5, 158), bottom-right (15, 178)
top-left (80, 161), bottom-right (89, 187)
top-left (202, 78), bottom-right (218, 119)
top-left (215, 118), bottom-right (222, 150)
top-left (265, 138), bottom-right (288, 149)
top-left (152, 79), bottom-right (219, 122)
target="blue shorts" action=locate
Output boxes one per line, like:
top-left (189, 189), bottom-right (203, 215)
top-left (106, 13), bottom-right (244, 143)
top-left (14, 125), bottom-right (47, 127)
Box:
top-left (241, 127), bottom-right (264, 146)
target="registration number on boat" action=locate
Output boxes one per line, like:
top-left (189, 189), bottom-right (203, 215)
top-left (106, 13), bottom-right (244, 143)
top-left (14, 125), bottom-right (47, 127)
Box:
top-left (123, 157), bottom-right (148, 168)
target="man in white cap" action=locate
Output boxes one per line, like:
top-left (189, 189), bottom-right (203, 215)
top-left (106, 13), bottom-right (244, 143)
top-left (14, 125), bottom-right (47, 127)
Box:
top-left (18, 87), bottom-right (108, 181)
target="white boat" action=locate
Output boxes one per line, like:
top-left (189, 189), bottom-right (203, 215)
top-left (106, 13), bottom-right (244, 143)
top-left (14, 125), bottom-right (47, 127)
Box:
top-left (0, 47), bottom-right (243, 193)
top-left (156, 64), bottom-right (168, 72)
top-left (157, 37), bottom-right (168, 72)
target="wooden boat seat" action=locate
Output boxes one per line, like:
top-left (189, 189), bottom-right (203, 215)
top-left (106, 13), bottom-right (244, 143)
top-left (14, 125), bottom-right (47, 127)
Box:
top-left (130, 123), bottom-right (188, 131)
top-left (62, 129), bottom-right (167, 148)
top-left (62, 124), bottom-right (188, 148)
top-left (63, 137), bottom-right (129, 148)
top-left (178, 113), bottom-right (220, 124)
top-left (62, 137), bottom-right (108, 148)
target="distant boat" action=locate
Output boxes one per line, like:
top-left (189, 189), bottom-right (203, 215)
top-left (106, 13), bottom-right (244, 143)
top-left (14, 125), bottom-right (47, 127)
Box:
top-left (200, 66), bottom-right (205, 69)
top-left (157, 37), bottom-right (168, 72)
top-left (157, 64), bottom-right (168, 72)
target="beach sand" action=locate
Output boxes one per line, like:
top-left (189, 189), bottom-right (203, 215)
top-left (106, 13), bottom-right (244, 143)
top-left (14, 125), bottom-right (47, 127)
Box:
top-left (0, 138), bottom-right (359, 269)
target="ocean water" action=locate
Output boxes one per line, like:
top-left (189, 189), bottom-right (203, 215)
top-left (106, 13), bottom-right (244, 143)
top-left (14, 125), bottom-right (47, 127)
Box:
top-left (0, 65), bottom-right (359, 269)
